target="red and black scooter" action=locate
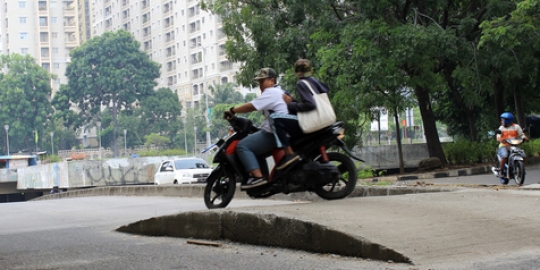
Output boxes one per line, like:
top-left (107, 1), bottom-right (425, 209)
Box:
top-left (202, 116), bottom-right (363, 209)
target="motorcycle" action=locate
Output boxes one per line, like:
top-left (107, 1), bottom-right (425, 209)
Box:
top-left (491, 138), bottom-right (526, 185)
top-left (201, 116), bottom-right (363, 209)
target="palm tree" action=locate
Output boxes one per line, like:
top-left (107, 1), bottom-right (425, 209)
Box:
top-left (209, 83), bottom-right (243, 106)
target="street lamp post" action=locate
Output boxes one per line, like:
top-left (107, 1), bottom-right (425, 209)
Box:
top-left (183, 117), bottom-right (188, 152)
top-left (194, 126), bottom-right (197, 155)
top-left (96, 122), bottom-right (101, 159)
top-left (123, 129), bottom-right (127, 157)
top-left (200, 43), bottom-right (215, 148)
top-left (50, 132), bottom-right (54, 155)
top-left (4, 125), bottom-right (9, 155)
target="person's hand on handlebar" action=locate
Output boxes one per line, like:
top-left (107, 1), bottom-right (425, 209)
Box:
top-left (223, 107), bottom-right (236, 120)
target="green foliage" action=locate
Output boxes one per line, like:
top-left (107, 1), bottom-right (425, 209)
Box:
top-left (144, 133), bottom-right (170, 146)
top-left (0, 53), bottom-right (54, 152)
top-left (444, 139), bottom-right (540, 165)
top-left (63, 29), bottom-right (160, 157)
top-left (244, 93), bottom-right (257, 102)
top-left (44, 155), bottom-right (63, 163)
top-left (357, 165), bottom-right (385, 179)
top-left (209, 83), bottom-right (243, 105)
top-left (136, 148), bottom-right (188, 157)
top-left (137, 87), bottom-right (183, 138)
top-left (203, 0), bottom-right (540, 163)
top-left (443, 140), bottom-right (498, 165)
top-left (520, 139), bottom-right (540, 157)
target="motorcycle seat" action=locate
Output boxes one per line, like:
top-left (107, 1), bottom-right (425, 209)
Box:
top-left (290, 121), bottom-right (344, 146)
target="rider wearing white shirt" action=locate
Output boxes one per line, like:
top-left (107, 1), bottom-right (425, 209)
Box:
top-left (225, 68), bottom-right (288, 189)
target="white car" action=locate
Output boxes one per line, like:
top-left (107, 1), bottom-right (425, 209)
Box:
top-left (154, 158), bottom-right (213, 185)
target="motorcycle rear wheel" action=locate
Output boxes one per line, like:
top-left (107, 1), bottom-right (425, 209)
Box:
top-left (315, 152), bottom-right (357, 200)
top-left (512, 160), bottom-right (525, 186)
top-left (204, 169), bottom-right (236, 209)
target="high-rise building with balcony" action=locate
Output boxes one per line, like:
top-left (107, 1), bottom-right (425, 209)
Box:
top-left (0, 0), bottom-right (80, 95)
top-left (91, 0), bottom-right (245, 110)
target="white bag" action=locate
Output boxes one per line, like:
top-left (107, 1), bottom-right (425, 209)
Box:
top-left (297, 80), bottom-right (336, 133)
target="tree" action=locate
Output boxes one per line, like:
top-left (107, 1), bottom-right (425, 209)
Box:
top-left (479, 0), bottom-right (540, 127)
top-left (209, 83), bottom-right (243, 104)
top-left (144, 133), bottom-right (170, 146)
top-left (244, 93), bottom-right (257, 103)
top-left (64, 29), bottom-right (160, 157)
top-left (138, 87), bottom-right (183, 139)
top-left (0, 54), bottom-right (54, 153)
top-left (202, 0), bottom-right (451, 163)
top-left (117, 113), bottom-right (144, 148)
top-left (203, 0), bottom-right (540, 164)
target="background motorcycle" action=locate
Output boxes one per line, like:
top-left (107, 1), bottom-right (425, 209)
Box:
top-left (202, 116), bottom-right (363, 209)
top-left (492, 138), bottom-right (526, 185)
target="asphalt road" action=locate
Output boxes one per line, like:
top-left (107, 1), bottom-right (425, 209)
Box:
top-left (406, 162), bottom-right (540, 186)
top-left (2, 165), bottom-right (540, 270)
top-left (0, 196), bottom-right (403, 270)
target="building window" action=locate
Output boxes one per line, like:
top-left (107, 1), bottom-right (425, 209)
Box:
top-left (51, 17), bottom-right (57, 24)
top-left (51, 33), bottom-right (58, 38)
top-left (52, 47), bottom-right (59, 53)
top-left (53, 63), bottom-right (60, 69)
top-left (20, 33), bottom-right (28, 39)
top-left (20, 48), bottom-right (29, 54)
top-left (19, 1), bottom-right (26, 8)
top-left (39, 17), bottom-right (48, 26)
top-left (19, 17), bottom-right (27, 24)
top-left (41, 48), bottom-right (50, 57)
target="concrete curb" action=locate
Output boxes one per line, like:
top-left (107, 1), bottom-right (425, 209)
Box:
top-left (33, 164), bottom-right (496, 202)
top-left (371, 165), bottom-right (493, 182)
top-left (33, 184), bottom-right (461, 202)
top-left (116, 210), bottom-right (413, 263)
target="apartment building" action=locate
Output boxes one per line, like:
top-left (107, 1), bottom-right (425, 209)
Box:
top-left (0, 0), bottom-right (79, 95)
top-left (91, 0), bottom-right (245, 110)
top-left (1, 0), bottom-right (246, 111)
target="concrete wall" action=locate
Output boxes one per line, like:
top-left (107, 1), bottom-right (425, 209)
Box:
top-left (14, 157), bottom-right (167, 190)
top-left (0, 168), bottom-right (17, 183)
top-left (4, 143), bottom-right (431, 192)
top-left (353, 143), bottom-right (430, 170)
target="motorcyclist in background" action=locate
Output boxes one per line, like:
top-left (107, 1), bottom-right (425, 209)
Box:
top-left (495, 112), bottom-right (527, 177)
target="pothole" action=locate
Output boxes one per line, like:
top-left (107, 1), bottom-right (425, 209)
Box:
top-left (116, 210), bottom-right (412, 264)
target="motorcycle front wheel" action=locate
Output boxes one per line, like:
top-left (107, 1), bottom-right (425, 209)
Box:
top-left (204, 169), bottom-right (236, 209)
top-left (512, 160), bottom-right (525, 186)
top-left (315, 152), bottom-right (357, 200)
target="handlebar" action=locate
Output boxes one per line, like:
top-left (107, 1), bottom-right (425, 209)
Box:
top-left (504, 138), bottom-right (524, 145)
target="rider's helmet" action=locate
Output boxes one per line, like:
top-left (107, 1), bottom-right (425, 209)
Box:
top-left (500, 112), bottom-right (514, 126)
top-left (294, 59), bottom-right (312, 78)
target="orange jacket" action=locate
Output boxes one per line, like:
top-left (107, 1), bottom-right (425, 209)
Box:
top-left (497, 124), bottom-right (524, 147)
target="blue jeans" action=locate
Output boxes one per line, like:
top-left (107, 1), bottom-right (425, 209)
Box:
top-left (497, 146), bottom-right (509, 159)
top-left (270, 113), bottom-right (303, 148)
top-left (236, 130), bottom-right (277, 172)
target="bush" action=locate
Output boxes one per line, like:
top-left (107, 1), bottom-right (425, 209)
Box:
top-left (521, 139), bottom-right (540, 157)
top-left (41, 154), bottom-right (62, 163)
top-left (137, 148), bottom-right (188, 157)
top-left (443, 140), bottom-right (497, 165)
top-left (357, 165), bottom-right (385, 178)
